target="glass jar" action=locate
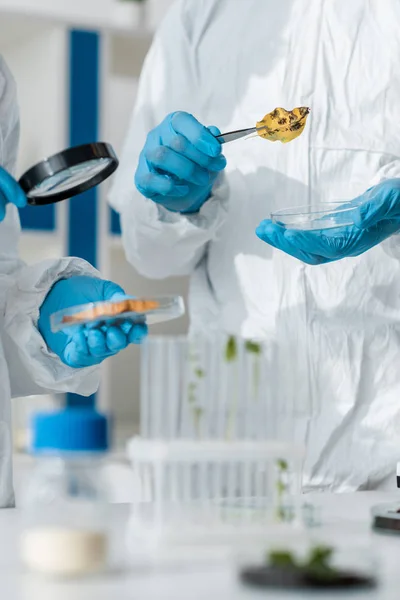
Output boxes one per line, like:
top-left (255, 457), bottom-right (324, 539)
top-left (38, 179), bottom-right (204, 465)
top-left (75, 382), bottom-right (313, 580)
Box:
top-left (20, 409), bottom-right (110, 578)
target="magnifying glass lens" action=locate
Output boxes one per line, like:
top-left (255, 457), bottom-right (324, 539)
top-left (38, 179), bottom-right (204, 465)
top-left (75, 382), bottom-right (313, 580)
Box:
top-left (27, 158), bottom-right (113, 199)
top-left (19, 143), bottom-right (119, 205)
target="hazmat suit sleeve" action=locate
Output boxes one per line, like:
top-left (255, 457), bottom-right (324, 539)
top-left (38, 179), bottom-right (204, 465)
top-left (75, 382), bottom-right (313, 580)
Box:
top-left (368, 161), bottom-right (400, 187)
top-left (0, 55), bottom-right (100, 398)
top-left (108, 0), bottom-right (229, 280)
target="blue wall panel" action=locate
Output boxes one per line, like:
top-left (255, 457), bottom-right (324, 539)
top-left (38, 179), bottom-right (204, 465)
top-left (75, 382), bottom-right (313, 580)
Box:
top-left (19, 204), bottom-right (55, 230)
top-left (67, 30), bottom-right (99, 408)
top-left (110, 208), bottom-right (121, 235)
top-left (68, 29), bottom-right (99, 266)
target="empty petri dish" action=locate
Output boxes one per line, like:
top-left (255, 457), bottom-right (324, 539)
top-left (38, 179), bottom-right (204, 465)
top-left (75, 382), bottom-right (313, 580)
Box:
top-left (271, 201), bottom-right (360, 231)
top-left (50, 296), bottom-right (185, 333)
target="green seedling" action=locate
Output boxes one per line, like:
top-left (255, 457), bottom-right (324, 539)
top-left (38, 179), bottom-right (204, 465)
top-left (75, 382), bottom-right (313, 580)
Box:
top-left (275, 459), bottom-right (290, 521)
top-left (224, 336), bottom-right (238, 438)
top-left (268, 550), bottom-right (297, 568)
top-left (268, 545), bottom-right (337, 581)
top-left (225, 335), bottom-right (238, 362)
top-left (277, 459), bottom-right (288, 471)
top-left (245, 341), bottom-right (261, 355)
top-left (245, 340), bottom-right (262, 399)
top-left (187, 343), bottom-right (207, 436)
top-left (193, 406), bottom-right (204, 437)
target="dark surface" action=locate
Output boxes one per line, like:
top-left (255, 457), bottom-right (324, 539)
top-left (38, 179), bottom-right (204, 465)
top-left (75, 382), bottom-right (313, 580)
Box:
top-left (373, 514), bottom-right (400, 533)
top-left (240, 565), bottom-right (376, 590)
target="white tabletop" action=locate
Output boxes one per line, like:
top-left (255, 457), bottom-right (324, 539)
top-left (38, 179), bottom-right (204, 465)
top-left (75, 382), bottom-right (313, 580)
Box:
top-left (2, 492), bottom-right (400, 599)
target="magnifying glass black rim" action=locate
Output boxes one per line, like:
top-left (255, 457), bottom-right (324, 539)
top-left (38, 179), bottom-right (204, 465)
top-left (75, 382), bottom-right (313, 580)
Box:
top-left (19, 142), bottom-right (119, 206)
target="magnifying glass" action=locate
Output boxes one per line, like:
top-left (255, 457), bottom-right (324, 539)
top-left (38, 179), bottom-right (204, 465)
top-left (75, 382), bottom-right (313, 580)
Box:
top-left (18, 142), bottom-right (119, 206)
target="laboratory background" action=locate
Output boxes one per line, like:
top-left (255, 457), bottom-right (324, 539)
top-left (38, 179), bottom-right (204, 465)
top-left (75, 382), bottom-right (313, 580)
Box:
top-left (0, 0), bottom-right (187, 454)
top-left (3, 0), bottom-right (400, 596)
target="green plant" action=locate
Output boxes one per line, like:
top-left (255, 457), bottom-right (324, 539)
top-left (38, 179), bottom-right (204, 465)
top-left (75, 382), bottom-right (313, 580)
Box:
top-left (193, 406), bottom-right (204, 437)
top-left (225, 335), bottom-right (237, 362)
top-left (276, 459), bottom-right (288, 471)
top-left (275, 459), bottom-right (289, 521)
top-left (245, 340), bottom-right (262, 399)
top-left (244, 341), bottom-right (261, 355)
top-left (186, 342), bottom-right (206, 437)
top-left (268, 545), bottom-right (337, 581)
top-left (224, 336), bottom-right (239, 439)
top-left (268, 550), bottom-right (297, 568)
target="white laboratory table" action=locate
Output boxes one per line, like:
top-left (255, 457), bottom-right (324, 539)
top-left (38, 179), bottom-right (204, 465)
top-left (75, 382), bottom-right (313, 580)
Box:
top-left (2, 492), bottom-right (400, 600)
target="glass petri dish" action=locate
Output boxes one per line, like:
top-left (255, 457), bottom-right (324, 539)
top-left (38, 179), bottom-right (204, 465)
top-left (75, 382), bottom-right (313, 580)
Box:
top-left (50, 295), bottom-right (185, 333)
top-left (271, 201), bottom-right (360, 231)
top-left (237, 534), bottom-right (378, 591)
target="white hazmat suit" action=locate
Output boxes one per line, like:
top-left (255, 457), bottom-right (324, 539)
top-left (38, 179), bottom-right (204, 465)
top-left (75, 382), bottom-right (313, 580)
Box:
top-left (0, 57), bottom-right (100, 507)
top-left (109, 0), bottom-right (400, 492)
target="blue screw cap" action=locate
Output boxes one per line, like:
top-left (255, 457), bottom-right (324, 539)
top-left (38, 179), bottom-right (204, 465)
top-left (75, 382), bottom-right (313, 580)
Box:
top-left (31, 409), bottom-right (109, 453)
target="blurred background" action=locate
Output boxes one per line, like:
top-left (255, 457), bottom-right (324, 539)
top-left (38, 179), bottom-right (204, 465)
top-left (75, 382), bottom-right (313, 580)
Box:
top-left (0, 0), bottom-right (188, 453)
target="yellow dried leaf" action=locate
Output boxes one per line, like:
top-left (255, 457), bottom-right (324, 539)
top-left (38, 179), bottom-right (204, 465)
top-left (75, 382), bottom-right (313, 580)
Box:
top-left (256, 106), bottom-right (310, 144)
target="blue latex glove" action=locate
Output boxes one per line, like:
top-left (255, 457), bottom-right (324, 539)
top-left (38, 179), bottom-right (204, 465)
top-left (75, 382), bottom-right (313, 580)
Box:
top-left (39, 276), bottom-right (148, 368)
top-left (256, 179), bottom-right (400, 265)
top-left (134, 111), bottom-right (227, 213)
top-left (0, 166), bottom-right (27, 219)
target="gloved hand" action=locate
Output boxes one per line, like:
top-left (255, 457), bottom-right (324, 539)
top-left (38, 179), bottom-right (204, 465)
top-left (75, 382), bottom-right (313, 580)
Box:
top-left (0, 166), bottom-right (27, 219)
top-left (256, 179), bottom-right (400, 265)
top-left (39, 276), bottom-right (148, 368)
top-left (135, 111), bottom-right (227, 213)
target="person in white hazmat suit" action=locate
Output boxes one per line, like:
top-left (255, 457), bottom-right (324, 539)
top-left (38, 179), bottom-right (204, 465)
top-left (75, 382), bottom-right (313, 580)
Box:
top-left (0, 56), bottom-right (147, 507)
top-left (109, 0), bottom-right (400, 492)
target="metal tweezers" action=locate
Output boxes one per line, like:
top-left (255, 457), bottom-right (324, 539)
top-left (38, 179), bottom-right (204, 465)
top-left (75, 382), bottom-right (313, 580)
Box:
top-left (215, 125), bottom-right (269, 144)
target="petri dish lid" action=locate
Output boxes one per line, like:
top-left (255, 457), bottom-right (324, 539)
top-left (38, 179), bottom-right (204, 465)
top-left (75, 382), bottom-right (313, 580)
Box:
top-left (271, 201), bottom-right (361, 231)
top-left (19, 142), bottom-right (119, 206)
top-left (50, 295), bottom-right (185, 333)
